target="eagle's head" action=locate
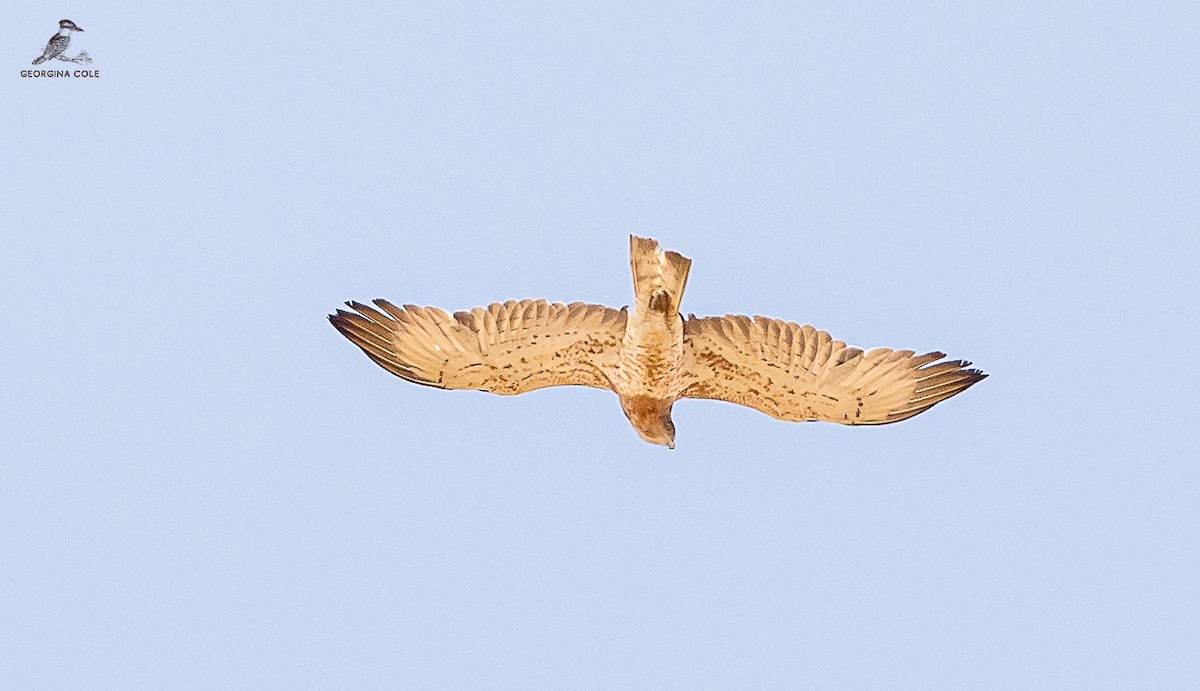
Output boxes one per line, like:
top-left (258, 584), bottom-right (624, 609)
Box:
top-left (620, 395), bottom-right (676, 449)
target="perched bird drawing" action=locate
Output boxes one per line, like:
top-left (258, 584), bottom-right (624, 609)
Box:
top-left (330, 236), bottom-right (986, 448)
top-left (32, 19), bottom-right (85, 65)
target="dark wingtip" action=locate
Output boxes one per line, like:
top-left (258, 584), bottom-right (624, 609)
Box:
top-left (328, 310), bottom-right (350, 334)
top-left (964, 366), bottom-right (988, 378)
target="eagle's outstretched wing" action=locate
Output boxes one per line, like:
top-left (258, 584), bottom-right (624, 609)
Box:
top-left (678, 315), bottom-right (986, 424)
top-left (330, 299), bottom-right (627, 395)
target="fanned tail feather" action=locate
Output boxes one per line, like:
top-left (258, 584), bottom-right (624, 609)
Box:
top-left (629, 235), bottom-right (691, 316)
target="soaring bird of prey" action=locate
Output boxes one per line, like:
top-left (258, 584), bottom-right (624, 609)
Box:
top-left (330, 236), bottom-right (986, 448)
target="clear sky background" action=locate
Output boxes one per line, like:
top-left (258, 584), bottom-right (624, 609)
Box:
top-left (2, 2), bottom-right (1198, 688)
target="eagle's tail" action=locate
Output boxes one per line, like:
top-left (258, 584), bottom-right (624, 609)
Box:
top-left (629, 235), bottom-right (691, 316)
top-left (32, 55), bottom-right (47, 64)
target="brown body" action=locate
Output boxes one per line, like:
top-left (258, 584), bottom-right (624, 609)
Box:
top-left (612, 237), bottom-right (691, 446)
top-left (330, 236), bottom-right (986, 448)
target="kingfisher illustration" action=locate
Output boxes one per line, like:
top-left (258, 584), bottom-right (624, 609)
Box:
top-left (32, 20), bottom-right (85, 65)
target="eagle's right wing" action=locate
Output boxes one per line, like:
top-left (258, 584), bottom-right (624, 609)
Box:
top-left (678, 314), bottom-right (986, 424)
top-left (330, 299), bottom-right (627, 395)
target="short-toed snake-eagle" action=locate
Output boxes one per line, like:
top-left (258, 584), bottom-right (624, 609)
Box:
top-left (330, 236), bottom-right (986, 448)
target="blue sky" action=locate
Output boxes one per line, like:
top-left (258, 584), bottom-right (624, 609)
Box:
top-left (2, 2), bottom-right (1198, 687)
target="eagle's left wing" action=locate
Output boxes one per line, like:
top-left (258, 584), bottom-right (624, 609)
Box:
top-left (678, 314), bottom-right (985, 424)
top-left (330, 299), bottom-right (627, 395)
